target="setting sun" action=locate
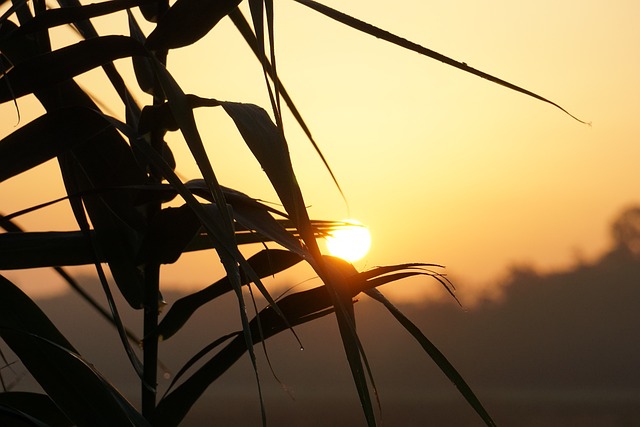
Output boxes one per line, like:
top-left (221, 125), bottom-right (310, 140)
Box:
top-left (325, 220), bottom-right (372, 262)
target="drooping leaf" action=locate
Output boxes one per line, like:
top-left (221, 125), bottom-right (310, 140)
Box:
top-left (156, 249), bottom-right (303, 341)
top-left (152, 255), bottom-right (366, 426)
top-left (145, 0), bottom-right (242, 50)
top-left (186, 180), bottom-right (309, 258)
top-left (322, 257), bottom-right (378, 426)
top-left (294, 0), bottom-right (587, 124)
top-left (228, 8), bottom-right (348, 205)
top-left (152, 258), bottom-right (463, 426)
top-left (220, 101), bottom-right (379, 425)
top-left (365, 288), bottom-right (497, 427)
top-left (221, 102), bottom-right (308, 231)
top-left (0, 275), bottom-right (151, 427)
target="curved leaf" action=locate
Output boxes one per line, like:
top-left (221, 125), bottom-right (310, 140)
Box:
top-left (13, 0), bottom-right (155, 35)
top-left (0, 275), bottom-right (150, 427)
top-left (0, 107), bottom-right (116, 183)
top-left (294, 0), bottom-right (587, 124)
top-left (157, 249), bottom-right (303, 340)
top-left (145, 0), bottom-right (242, 50)
top-left (221, 102), bottom-right (309, 234)
top-left (0, 35), bottom-right (148, 103)
top-left (365, 288), bottom-right (497, 427)
top-left (138, 205), bottom-right (202, 265)
top-left (0, 392), bottom-right (72, 427)
top-left (228, 8), bottom-right (348, 204)
top-left (153, 257), bottom-right (446, 426)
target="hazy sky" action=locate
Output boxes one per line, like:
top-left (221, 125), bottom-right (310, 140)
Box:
top-left (1, 1), bottom-right (640, 301)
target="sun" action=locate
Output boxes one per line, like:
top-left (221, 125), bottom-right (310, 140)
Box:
top-left (325, 220), bottom-right (372, 262)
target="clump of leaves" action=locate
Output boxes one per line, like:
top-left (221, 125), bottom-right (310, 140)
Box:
top-left (0, 1), bottom-right (582, 426)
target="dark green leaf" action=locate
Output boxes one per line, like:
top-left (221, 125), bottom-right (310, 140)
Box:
top-left (59, 112), bottom-right (148, 309)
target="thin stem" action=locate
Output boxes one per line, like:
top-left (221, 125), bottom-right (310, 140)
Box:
top-left (141, 0), bottom-right (169, 419)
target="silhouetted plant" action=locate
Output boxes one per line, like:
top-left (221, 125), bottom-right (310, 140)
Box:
top-left (0, 1), bottom-right (582, 426)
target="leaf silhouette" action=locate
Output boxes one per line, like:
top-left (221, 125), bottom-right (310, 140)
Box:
top-left (0, 392), bottom-right (72, 427)
top-left (0, 107), bottom-right (114, 183)
top-left (0, 275), bottom-right (151, 427)
top-left (152, 257), bottom-right (447, 426)
top-left (294, 0), bottom-right (586, 124)
top-left (0, 35), bottom-right (147, 103)
top-left (145, 0), bottom-right (242, 50)
top-left (156, 249), bottom-right (303, 341)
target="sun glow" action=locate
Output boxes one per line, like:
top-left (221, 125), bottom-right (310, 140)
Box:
top-left (325, 220), bottom-right (372, 262)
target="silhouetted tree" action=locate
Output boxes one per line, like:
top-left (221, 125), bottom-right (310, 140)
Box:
top-left (611, 205), bottom-right (640, 257)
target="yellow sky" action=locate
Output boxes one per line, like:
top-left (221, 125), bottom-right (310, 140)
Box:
top-left (2, 1), bottom-right (640, 302)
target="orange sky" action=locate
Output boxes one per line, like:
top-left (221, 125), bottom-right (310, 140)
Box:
top-left (1, 1), bottom-right (640, 302)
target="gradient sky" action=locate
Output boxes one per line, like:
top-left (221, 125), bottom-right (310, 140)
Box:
top-left (1, 1), bottom-right (639, 302)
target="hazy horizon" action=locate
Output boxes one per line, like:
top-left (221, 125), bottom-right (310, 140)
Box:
top-left (3, 225), bottom-right (638, 426)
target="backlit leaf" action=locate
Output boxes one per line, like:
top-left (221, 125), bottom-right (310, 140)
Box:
top-left (294, 0), bottom-right (587, 124)
top-left (156, 249), bottom-right (303, 341)
top-left (145, 0), bottom-right (242, 50)
top-left (365, 288), bottom-right (497, 427)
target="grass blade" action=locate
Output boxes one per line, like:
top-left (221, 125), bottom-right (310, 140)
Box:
top-left (156, 249), bottom-right (302, 341)
top-left (0, 392), bottom-right (72, 426)
top-left (228, 8), bottom-right (348, 206)
top-left (0, 34), bottom-right (147, 103)
top-left (0, 107), bottom-right (114, 183)
top-left (294, 0), bottom-right (587, 124)
top-left (364, 288), bottom-right (497, 427)
top-left (0, 275), bottom-right (151, 427)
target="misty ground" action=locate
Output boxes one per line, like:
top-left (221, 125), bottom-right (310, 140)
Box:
top-left (3, 245), bottom-right (639, 426)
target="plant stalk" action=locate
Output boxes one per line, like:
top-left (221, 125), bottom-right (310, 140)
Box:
top-left (141, 0), bottom-right (170, 419)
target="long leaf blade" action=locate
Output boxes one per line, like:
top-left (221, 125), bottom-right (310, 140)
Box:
top-left (0, 275), bottom-right (150, 427)
top-left (364, 288), bottom-right (497, 427)
top-left (156, 249), bottom-right (303, 341)
top-left (0, 107), bottom-right (116, 183)
top-left (294, 0), bottom-right (587, 124)
top-left (0, 35), bottom-right (147, 103)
